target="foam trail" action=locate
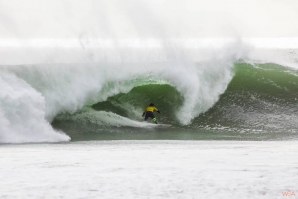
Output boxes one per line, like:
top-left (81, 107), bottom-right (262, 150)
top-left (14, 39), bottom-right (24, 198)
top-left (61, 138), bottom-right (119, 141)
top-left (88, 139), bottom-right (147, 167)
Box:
top-left (60, 109), bottom-right (158, 128)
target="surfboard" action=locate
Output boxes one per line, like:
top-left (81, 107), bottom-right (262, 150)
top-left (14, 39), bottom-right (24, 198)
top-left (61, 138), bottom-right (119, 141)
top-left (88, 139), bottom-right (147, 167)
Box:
top-left (155, 123), bottom-right (172, 128)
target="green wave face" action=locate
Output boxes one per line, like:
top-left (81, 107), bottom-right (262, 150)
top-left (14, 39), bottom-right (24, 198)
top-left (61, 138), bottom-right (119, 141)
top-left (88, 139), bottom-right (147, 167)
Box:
top-left (53, 63), bottom-right (298, 140)
top-left (194, 63), bottom-right (298, 132)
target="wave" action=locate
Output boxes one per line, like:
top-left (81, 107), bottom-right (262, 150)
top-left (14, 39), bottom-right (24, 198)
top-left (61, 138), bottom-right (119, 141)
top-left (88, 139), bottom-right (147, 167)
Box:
top-left (0, 45), bottom-right (236, 143)
top-left (194, 63), bottom-right (298, 132)
top-left (1, 45), bottom-right (298, 143)
top-left (56, 63), bottom-right (298, 133)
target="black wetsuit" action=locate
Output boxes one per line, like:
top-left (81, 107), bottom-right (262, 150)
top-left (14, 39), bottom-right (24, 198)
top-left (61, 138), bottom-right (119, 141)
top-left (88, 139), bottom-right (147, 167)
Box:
top-left (142, 105), bottom-right (160, 123)
top-left (144, 111), bottom-right (155, 120)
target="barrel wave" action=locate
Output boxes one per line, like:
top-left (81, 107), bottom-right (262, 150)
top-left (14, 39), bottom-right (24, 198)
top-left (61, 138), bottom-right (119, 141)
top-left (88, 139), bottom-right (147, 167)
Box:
top-left (78, 63), bottom-right (298, 132)
top-left (0, 49), bottom-right (234, 143)
top-left (1, 51), bottom-right (298, 143)
top-left (52, 62), bottom-right (298, 139)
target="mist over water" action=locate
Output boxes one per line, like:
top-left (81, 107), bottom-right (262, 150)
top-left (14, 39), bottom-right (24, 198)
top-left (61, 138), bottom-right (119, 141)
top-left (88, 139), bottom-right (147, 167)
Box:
top-left (0, 0), bottom-right (298, 143)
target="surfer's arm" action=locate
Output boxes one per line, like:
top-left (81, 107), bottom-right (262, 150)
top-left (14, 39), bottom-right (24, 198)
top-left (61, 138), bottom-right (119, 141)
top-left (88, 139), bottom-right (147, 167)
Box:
top-left (142, 111), bottom-right (145, 117)
top-left (155, 107), bottom-right (160, 113)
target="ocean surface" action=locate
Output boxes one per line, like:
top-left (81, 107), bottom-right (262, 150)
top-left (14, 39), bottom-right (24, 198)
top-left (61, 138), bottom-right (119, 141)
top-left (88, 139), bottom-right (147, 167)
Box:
top-left (1, 140), bottom-right (298, 199)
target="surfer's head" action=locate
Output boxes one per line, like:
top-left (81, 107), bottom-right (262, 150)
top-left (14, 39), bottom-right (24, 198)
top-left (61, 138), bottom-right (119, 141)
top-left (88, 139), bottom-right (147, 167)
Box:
top-left (149, 103), bottom-right (154, 106)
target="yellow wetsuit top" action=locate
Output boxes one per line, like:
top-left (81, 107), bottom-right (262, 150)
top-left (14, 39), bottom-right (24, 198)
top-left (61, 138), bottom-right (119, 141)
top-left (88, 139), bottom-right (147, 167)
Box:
top-left (145, 106), bottom-right (158, 112)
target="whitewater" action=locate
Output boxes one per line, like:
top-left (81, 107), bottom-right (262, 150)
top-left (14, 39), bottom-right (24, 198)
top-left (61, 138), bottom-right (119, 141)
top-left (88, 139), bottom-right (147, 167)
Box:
top-left (1, 141), bottom-right (298, 199)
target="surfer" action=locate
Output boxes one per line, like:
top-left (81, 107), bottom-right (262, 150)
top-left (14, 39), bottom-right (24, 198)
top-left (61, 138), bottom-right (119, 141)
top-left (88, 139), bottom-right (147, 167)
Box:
top-left (142, 103), bottom-right (160, 124)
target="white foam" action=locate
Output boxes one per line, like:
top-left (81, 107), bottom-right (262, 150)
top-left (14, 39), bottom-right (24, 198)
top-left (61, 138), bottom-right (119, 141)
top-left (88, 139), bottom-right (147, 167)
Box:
top-left (1, 141), bottom-right (298, 198)
top-left (0, 71), bottom-right (70, 143)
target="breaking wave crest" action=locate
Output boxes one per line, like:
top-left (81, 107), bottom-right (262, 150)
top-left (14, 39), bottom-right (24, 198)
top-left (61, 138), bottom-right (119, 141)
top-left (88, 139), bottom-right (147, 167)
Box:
top-left (1, 37), bottom-right (298, 143)
top-left (0, 45), bottom-right (238, 143)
